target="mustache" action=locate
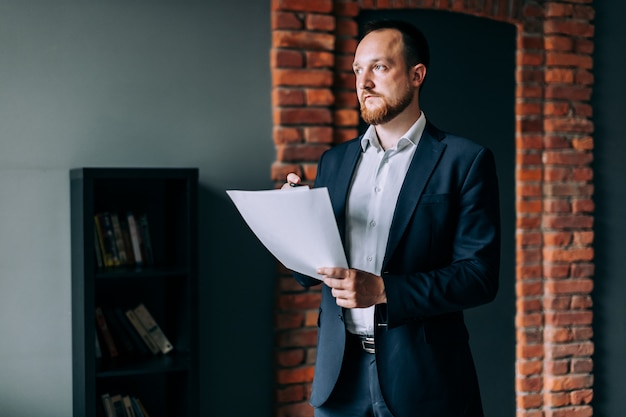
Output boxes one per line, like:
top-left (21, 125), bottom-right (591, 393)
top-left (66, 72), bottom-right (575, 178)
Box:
top-left (360, 92), bottom-right (382, 101)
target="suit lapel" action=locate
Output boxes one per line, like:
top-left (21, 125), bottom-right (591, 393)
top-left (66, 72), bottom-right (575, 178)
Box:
top-left (329, 138), bottom-right (363, 244)
top-left (383, 123), bottom-right (446, 269)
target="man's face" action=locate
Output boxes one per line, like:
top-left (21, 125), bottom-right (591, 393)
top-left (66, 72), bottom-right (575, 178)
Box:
top-left (353, 29), bottom-right (415, 126)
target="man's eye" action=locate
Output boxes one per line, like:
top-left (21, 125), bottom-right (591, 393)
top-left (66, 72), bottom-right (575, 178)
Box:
top-left (374, 64), bottom-right (385, 71)
top-left (354, 68), bottom-right (362, 75)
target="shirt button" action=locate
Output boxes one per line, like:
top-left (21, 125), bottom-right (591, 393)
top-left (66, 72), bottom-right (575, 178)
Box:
top-left (374, 186), bottom-right (381, 193)
top-left (370, 221), bottom-right (376, 228)
top-left (367, 256), bottom-right (373, 262)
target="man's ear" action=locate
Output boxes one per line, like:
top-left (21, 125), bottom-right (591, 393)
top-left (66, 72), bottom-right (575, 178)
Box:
top-left (411, 63), bottom-right (427, 87)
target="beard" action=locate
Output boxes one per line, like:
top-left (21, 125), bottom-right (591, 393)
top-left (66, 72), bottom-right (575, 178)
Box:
top-left (360, 83), bottom-right (414, 126)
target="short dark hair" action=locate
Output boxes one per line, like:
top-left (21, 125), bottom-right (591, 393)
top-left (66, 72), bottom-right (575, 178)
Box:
top-left (362, 19), bottom-right (430, 70)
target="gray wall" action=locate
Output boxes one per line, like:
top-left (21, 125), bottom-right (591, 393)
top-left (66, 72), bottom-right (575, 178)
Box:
top-left (0, 1), bottom-right (275, 416)
top-left (0, 1), bottom-right (624, 417)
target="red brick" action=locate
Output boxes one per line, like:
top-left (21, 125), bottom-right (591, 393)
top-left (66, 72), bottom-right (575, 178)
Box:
top-left (571, 295), bottom-right (593, 310)
top-left (275, 311), bottom-right (305, 329)
top-left (545, 68), bottom-right (574, 83)
top-left (333, 1), bottom-right (360, 17)
top-left (273, 30), bottom-right (335, 51)
top-left (272, 0), bottom-right (333, 13)
top-left (334, 109), bottom-right (359, 126)
top-left (543, 150), bottom-right (593, 165)
top-left (273, 88), bottom-right (306, 106)
top-left (277, 144), bottom-right (331, 162)
top-left (546, 279), bottom-right (593, 295)
top-left (272, 162), bottom-right (302, 182)
top-left (302, 163), bottom-right (318, 181)
top-left (273, 127), bottom-right (303, 144)
top-left (516, 311), bottom-right (543, 327)
top-left (545, 3), bottom-right (574, 17)
top-left (544, 20), bottom-right (594, 38)
top-left (571, 263), bottom-right (594, 278)
top-left (303, 126), bottom-right (333, 143)
top-left (305, 88), bottom-right (334, 106)
top-left (277, 293), bottom-right (322, 310)
top-left (336, 18), bottom-right (358, 36)
top-left (543, 214), bottom-right (594, 229)
top-left (543, 264), bottom-right (571, 279)
top-left (516, 375), bottom-right (543, 392)
top-left (274, 108), bottom-right (333, 125)
top-left (273, 69), bottom-right (334, 87)
top-left (571, 358), bottom-right (593, 373)
top-left (545, 358), bottom-right (570, 375)
top-left (575, 38), bottom-right (594, 55)
top-left (272, 11), bottom-right (303, 30)
top-left (572, 230), bottom-right (594, 245)
top-left (544, 102), bottom-right (570, 117)
top-left (275, 349), bottom-right (306, 367)
top-left (544, 183), bottom-right (594, 197)
top-left (573, 103), bottom-right (593, 118)
top-left (544, 392), bottom-right (571, 407)
top-left (305, 13), bottom-right (335, 32)
top-left (545, 374), bottom-right (593, 392)
top-left (572, 136), bottom-right (593, 150)
top-left (517, 360), bottom-right (543, 376)
top-left (306, 51), bottom-right (334, 68)
top-left (545, 35), bottom-right (574, 52)
top-left (572, 199), bottom-right (594, 214)
top-left (516, 265), bottom-right (542, 280)
top-left (545, 52), bottom-right (593, 69)
top-left (573, 4), bottom-right (595, 20)
top-left (518, 393), bottom-right (543, 409)
top-left (544, 231), bottom-right (572, 246)
top-left (570, 389), bottom-right (593, 405)
top-left (517, 298), bottom-right (543, 314)
top-left (276, 384), bottom-right (308, 403)
top-left (517, 102), bottom-right (542, 116)
top-left (545, 406), bottom-right (592, 417)
top-left (334, 128), bottom-right (359, 144)
top-left (545, 85), bottom-right (592, 101)
top-left (272, 49), bottom-right (304, 68)
top-left (276, 329), bottom-right (319, 348)
top-left (545, 311), bottom-right (593, 326)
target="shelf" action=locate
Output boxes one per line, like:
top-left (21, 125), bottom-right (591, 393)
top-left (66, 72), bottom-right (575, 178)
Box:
top-left (71, 167), bottom-right (199, 417)
top-left (96, 353), bottom-right (192, 378)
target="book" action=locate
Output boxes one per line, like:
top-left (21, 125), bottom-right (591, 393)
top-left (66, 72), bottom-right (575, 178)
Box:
top-left (102, 307), bottom-right (137, 357)
top-left (126, 212), bottom-right (144, 267)
top-left (122, 395), bottom-right (136, 417)
top-left (119, 215), bottom-right (136, 266)
top-left (110, 213), bottom-right (129, 266)
top-left (133, 303), bottom-right (173, 354)
top-left (95, 330), bottom-right (102, 359)
top-left (94, 230), bottom-right (104, 268)
top-left (112, 306), bottom-right (150, 356)
top-left (95, 306), bottom-right (119, 358)
top-left (110, 394), bottom-right (125, 417)
top-left (134, 397), bottom-right (151, 417)
top-left (125, 309), bottom-right (160, 354)
top-left (138, 214), bottom-right (154, 265)
top-left (94, 215), bottom-right (114, 268)
top-left (101, 393), bottom-right (115, 417)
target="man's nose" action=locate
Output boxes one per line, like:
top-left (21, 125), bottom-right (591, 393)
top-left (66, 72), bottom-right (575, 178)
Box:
top-left (357, 73), bottom-right (374, 90)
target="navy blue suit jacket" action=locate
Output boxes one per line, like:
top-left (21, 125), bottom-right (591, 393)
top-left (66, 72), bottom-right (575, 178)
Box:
top-left (294, 122), bottom-right (500, 417)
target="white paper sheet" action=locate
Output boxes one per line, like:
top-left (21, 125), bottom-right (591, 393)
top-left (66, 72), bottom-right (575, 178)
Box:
top-left (226, 187), bottom-right (348, 279)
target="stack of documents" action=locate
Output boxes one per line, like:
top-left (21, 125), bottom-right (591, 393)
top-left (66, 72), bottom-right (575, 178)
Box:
top-left (226, 187), bottom-right (348, 278)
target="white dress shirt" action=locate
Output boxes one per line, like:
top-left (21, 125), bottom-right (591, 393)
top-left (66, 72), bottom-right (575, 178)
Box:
top-left (344, 113), bottom-right (427, 335)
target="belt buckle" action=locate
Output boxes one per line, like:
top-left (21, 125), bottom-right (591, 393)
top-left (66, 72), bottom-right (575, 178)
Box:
top-left (360, 336), bottom-right (375, 354)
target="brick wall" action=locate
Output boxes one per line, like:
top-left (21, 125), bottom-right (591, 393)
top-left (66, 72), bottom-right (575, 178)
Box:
top-left (270, 1), bottom-right (595, 416)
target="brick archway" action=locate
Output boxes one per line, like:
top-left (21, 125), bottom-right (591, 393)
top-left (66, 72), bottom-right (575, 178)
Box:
top-left (270, 1), bottom-right (595, 416)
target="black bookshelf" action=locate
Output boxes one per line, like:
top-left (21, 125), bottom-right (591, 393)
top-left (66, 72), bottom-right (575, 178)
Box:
top-left (71, 168), bottom-right (198, 417)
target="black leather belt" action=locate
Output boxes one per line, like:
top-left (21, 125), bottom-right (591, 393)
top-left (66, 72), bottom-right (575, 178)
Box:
top-left (348, 332), bottom-right (375, 354)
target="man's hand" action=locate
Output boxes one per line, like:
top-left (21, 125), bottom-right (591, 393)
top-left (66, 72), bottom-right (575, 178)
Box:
top-left (280, 173), bottom-right (302, 190)
top-left (317, 267), bottom-right (387, 308)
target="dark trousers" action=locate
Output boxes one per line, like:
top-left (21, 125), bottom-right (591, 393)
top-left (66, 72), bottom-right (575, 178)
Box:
top-left (314, 333), bottom-right (395, 417)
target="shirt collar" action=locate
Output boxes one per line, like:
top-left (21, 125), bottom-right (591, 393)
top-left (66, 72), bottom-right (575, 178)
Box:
top-left (360, 112), bottom-right (427, 152)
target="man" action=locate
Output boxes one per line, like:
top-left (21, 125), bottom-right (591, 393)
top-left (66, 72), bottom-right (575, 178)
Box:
top-left (283, 19), bottom-right (500, 417)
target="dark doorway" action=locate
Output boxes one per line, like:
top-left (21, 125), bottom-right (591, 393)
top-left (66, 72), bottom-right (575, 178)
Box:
top-left (357, 9), bottom-right (516, 415)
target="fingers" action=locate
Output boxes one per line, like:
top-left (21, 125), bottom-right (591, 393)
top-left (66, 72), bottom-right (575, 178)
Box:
top-left (286, 173), bottom-right (301, 185)
top-left (280, 173), bottom-right (303, 190)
